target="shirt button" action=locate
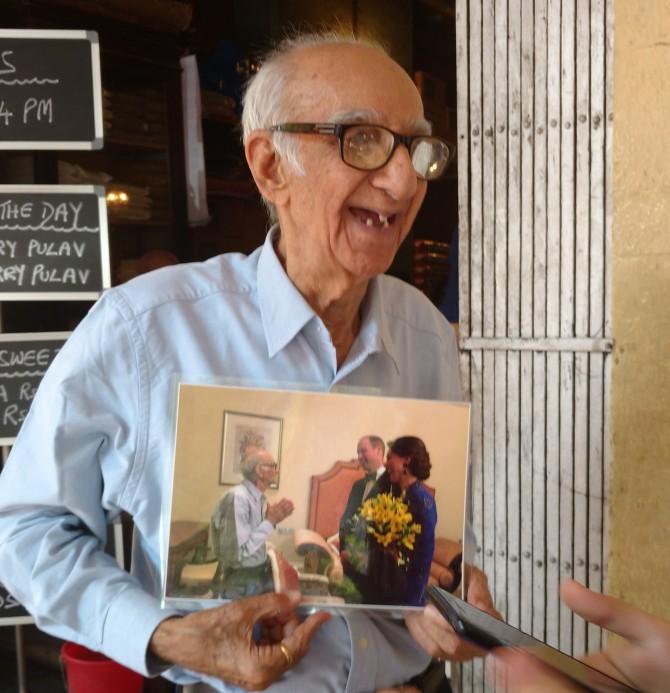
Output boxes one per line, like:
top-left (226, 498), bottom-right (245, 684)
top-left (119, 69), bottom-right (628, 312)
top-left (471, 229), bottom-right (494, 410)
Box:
top-left (358, 637), bottom-right (368, 650)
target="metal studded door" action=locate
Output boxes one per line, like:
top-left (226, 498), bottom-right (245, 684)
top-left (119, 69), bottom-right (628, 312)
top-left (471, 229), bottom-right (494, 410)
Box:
top-left (454, 1), bottom-right (614, 689)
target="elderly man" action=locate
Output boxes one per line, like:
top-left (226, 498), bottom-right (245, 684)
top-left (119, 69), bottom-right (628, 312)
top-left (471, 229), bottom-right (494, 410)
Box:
top-left (211, 450), bottom-right (293, 598)
top-left (0, 33), bottom-right (494, 693)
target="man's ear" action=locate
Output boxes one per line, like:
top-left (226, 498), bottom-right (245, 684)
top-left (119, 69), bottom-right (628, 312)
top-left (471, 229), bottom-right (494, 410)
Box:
top-left (245, 131), bottom-right (289, 207)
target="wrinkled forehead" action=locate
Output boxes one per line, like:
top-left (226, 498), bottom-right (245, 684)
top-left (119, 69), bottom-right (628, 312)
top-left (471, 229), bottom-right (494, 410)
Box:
top-left (330, 108), bottom-right (432, 135)
top-left (286, 43), bottom-right (428, 132)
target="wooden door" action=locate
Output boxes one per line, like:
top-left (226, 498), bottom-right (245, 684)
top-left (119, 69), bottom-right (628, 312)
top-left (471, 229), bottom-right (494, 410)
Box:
top-left (454, 1), bottom-right (614, 689)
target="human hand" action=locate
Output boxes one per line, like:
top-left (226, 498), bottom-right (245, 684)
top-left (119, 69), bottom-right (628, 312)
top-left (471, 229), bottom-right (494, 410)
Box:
top-left (149, 591), bottom-right (329, 690)
top-left (491, 648), bottom-right (583, 691)
top-left (563, 580), bottom-right (670, 692)
top-left (405, 565), bottom-right (501, 662)
top-left (494, 580), bottom-right (670, 692)
top-left (266, 498), bottom-right (294, 526)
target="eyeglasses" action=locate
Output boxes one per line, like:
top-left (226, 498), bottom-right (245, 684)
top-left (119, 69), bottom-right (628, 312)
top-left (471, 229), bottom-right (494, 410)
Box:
top-left (268, 122), bottom-right (455, 181)
top-left (259, 462), bottom-right (278, 469)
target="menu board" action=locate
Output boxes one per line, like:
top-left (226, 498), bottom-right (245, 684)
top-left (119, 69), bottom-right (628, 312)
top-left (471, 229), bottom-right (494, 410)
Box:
top-left (0, 185), bottom-right (110, 300)
top-left (0, 29), bottom-right (103, 149)
top-left (0, 332), bottom-right (69, 444)
top-left (0, 28), bottom-right (109, 633)
top-left (0, 584), bottom-right (32, 625)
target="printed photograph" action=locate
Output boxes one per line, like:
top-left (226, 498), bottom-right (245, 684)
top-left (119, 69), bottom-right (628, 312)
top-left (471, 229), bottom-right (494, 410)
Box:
top-left (164, 383), bottom-right (471, 611)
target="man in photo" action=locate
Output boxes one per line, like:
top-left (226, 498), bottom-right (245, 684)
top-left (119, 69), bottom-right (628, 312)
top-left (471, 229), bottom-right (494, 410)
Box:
top-left (339, 434), bottom-right (386, 546)
top-left (211, 449), bottom-right (294, 598)
top-left (338, 435), bottom-right (386, 600)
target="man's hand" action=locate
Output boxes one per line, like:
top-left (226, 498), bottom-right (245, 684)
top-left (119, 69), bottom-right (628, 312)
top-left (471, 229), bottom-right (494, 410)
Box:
top-left (266, 498), bottom-right (294, 526)
top-left (495, 580), bottom-right (670, 693)
top-left (405, 565), bottom-right (500, 662)
top-left (149, 591), bottom-right (329, 691)
top-left (491, 649), bottom-right (583, 692)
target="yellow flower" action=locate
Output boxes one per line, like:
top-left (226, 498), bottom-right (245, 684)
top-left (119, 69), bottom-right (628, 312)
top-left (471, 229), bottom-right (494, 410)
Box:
top-left (358, 492), bottom-right (422, 567)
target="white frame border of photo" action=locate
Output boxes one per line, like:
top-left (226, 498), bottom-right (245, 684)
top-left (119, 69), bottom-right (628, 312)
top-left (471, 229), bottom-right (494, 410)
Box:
top-left (162, 381), bottom-right (472, 616)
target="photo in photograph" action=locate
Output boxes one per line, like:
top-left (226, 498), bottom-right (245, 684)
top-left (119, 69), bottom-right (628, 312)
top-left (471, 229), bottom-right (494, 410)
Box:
top-left (163, 383), bottom-right (471, 613)
top-left (220, 411), bottom-right (283, 488)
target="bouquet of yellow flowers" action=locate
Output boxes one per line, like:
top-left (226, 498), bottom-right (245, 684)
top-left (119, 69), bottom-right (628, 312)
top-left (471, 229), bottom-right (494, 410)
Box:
top-left (358, 492), bottom-right (422, 566)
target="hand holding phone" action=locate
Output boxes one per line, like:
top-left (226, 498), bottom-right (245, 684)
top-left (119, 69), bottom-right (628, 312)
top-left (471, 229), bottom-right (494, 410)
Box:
top-left (426, 585), bottom-right (638, 692)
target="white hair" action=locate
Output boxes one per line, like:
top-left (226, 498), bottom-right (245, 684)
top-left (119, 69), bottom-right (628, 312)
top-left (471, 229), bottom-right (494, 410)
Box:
top-left (241, 31), bottom-right (386, 221)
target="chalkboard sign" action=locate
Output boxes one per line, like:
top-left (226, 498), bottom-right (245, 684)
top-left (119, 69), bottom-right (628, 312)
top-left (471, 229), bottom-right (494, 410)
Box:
top-left (0, 583), bottom-right (32, 625)
top-left (0, 29), bottom-right (103, 149)
top-left (0, 185), bottom-right (110, 299)
top-left (0, 332), bottom-right (69, 444)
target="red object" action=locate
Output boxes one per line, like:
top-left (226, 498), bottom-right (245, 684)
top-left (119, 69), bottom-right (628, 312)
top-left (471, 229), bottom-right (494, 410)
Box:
top-left (60, 642), bottom-right (144, 693)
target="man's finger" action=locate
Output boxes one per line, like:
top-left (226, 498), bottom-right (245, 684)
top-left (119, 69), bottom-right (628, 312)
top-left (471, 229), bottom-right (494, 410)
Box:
top-left (404, 611), bottom-right (443, 658)
top-left (560, 581), bottom-right (651, 643)
top-left (241, 591), bottom-right (300, 624)
top-left (256, 610), bottom-right (330, 675)
top-left (492, 648), bottom-right (582, 692)
top-left (405, 609), bottom-right (484, 662)
top-left (466, 566), bottom-right (497, 614)
top-left (421, 603), bottom-right (454, 629)
top-left (577, 650), bottom-right (627, 682)
top-left (283, 610), bottom-right (331, 661)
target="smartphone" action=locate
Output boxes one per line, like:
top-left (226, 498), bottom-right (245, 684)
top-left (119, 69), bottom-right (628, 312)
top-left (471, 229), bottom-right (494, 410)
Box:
top-left (426, 585), bottom-right (638, 692)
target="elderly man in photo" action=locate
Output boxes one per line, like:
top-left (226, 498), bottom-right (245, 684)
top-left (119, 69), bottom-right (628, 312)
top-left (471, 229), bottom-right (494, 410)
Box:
top-left (211, 450), bottom-right (293, 599)
top-left (0, 32), bottom-right (495, 693)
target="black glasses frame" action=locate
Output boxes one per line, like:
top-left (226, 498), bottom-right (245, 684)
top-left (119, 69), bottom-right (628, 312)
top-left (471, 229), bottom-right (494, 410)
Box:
top-left (268, 122), bottom-right (454, 179)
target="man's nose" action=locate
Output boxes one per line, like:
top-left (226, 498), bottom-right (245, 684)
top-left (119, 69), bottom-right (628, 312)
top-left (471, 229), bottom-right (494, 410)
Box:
top-left (370, 144), bottom-right (420, 200)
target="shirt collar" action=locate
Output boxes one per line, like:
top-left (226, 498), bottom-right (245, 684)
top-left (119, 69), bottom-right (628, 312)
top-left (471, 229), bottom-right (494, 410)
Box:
top-left (242, 478), bottom-right (264, 502)
top-left (257, 227), bottom-right (316, 358)
top-left (356, 276), bottom-right (400, 375)
top-left (364, 466), bottom-right (385, 482)
top-left (256, 226), bottom-right (400, 374)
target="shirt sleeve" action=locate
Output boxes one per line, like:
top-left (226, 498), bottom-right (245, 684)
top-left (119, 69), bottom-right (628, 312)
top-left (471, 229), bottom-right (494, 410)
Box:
top-left (0, 291), bottom-right (178, 675)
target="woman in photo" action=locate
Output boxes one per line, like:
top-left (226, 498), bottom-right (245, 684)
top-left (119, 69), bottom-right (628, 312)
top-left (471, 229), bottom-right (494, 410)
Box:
top-left (364, 436), bottom-right (437, 607)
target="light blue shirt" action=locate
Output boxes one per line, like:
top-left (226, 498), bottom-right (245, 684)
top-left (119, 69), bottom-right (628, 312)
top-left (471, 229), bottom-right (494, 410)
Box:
top-left (0, 229), bottom-right (462, 692)
top-left (212, 479), bottom-right (273, 568)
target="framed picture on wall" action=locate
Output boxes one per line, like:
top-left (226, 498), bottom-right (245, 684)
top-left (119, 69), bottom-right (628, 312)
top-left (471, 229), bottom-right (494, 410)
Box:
top-left (220, 411), bottom-right (283, 487)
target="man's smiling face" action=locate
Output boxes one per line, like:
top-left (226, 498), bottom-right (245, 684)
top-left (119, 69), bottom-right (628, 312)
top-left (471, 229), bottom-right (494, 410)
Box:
top-left (275, 42), bottom-right (429, 288)
top-left (357, 436), bottom-right (383, 473)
